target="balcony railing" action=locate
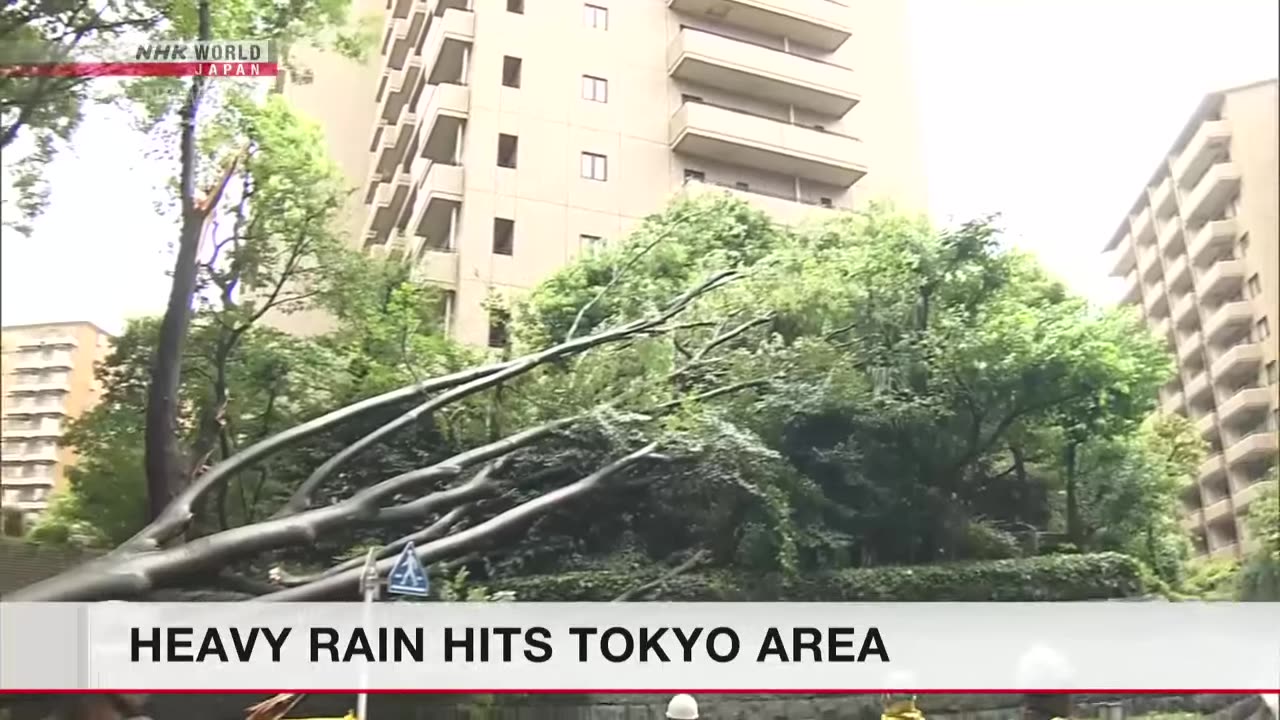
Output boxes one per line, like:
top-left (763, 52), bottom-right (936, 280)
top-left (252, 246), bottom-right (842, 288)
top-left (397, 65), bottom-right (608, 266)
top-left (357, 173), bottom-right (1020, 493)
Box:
top-left (667, 25), bottom-right (858, 116)
top-left (669, 99), bottom-right (866, 187)
top-left (666, 0), bottom-right (853, 52)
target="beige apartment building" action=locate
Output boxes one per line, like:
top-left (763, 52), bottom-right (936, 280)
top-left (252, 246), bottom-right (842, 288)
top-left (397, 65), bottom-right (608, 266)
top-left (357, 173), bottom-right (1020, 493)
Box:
top-left (1104, 79), bottom-right (1279, 558)
top-left (284, 0), bottom-right (926, 345)
top-left (0, 322), bottom-right (112, 524)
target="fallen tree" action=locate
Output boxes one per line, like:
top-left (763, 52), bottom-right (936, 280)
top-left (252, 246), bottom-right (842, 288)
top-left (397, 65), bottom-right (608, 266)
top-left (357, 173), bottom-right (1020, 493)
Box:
top-left (7, 271), bottom-right (760, 601)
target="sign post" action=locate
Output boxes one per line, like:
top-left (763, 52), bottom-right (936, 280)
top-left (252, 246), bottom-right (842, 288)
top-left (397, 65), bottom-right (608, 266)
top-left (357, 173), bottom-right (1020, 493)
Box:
top-left (356, 549), bottom-right (379, 720)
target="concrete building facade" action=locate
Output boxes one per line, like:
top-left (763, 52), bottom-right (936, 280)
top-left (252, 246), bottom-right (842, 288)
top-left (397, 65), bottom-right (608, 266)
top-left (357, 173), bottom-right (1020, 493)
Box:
top-left (0, 321), bottom-right (112, 522)
top-left (285, 0), bottom-right (927, 345)
top-left (1103, 79), bottom-right (1279, 558)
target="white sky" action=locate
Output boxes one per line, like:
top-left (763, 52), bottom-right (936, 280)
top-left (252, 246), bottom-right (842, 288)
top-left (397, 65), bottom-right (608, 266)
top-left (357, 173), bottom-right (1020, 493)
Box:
top-left (2, 0), bottom-right (1278, 333)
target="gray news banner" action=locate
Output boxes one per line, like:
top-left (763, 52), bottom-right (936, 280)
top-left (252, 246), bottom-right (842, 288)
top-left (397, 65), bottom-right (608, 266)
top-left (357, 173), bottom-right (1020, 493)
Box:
top-left (1, 602), bottom-right (1277, 691)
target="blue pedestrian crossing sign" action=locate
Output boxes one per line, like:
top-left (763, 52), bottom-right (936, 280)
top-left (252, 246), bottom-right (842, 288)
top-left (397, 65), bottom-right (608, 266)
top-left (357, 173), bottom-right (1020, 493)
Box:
top-left (387, 542), bottom-right (429, 597)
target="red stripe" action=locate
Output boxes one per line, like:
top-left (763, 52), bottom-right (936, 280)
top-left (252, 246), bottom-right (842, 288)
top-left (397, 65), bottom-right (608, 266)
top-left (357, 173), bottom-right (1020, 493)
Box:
top-left (0, 62), bottom-right (278, 77)
top-left (0, 689), bottom-right (1276, 695)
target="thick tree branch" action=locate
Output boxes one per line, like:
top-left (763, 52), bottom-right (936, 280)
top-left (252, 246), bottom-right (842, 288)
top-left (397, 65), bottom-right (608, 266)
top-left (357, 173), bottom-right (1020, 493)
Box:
top-left (612, 549), bottom-right (709, 601)
top-left (258, 443), bottom-right (663, 601)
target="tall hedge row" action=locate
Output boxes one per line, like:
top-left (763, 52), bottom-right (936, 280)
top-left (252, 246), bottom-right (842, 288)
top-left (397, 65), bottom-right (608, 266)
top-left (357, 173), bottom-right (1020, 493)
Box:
top-left (491, 553), bottom-right (1148, 601)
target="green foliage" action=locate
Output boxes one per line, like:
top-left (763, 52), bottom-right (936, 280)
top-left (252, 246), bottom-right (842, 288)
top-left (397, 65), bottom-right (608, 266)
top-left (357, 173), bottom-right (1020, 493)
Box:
top-left (1180, 557), bottom-right (1242, 600)
top-left (1238, 472), bottom-right (1280, 600)
top-left (493, 552), bottom-right (1148, 601)
top-left (1073, 414), bottom-right (1203, 585)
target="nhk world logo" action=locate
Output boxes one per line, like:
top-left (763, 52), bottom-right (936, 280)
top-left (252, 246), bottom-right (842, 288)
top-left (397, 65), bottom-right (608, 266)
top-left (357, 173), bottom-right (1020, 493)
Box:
top-left (0, 40), bottom-right (278, 78)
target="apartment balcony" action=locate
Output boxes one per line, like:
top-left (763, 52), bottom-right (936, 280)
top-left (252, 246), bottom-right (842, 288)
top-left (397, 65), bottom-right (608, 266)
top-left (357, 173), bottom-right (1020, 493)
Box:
top-left (415, 248), bottom-right (460, 285)
top-left (666, 26), bottom-right (859, 116)
top-left (362, 173), bottom-right (414, 248)
top-left (419, 83), bottom-right (469, 163)
top-left (1131, 207), bottom-right (1155, 245)
top-left (1160, 388), bottom-right (1184, 415)
top-left (1176, 332), bottom-right (1202, 364)
top-left (1152, 316), bottom-right (1173, 347)
top-left (1198, 453), bottom-right (1226, 483)
top-left (1151, 176), bottom-right (1175, 218)
top-left (370, 120), bottom-right (415, 181)
top-left (1171, 293), bottom-right (1197, 327)
top-left (1180, 512), bottom-right (1202, 531)
top-left (1195, 258), bottom-right (1245, 302)
top-left (1210, 342), bottom-right (1264, 387)
top-left (4, 499), bottom-right (49, 512)
top-left (666, 0), bottom-right (853, 52)
top-left (1156, 217), bottom-right (1181, 253)
top-left (379, 57), bottom-right (423, 123)
top-left (384, 0), bottom-right (429, 70)
top-left (425, 8), bottom-right (474, 86)
top-left (1218, 386), bottom-right (1272, 428)
top-left (12, 379), bottom-right (71, 394)
top-left (1184, 370), bottom-right (1211, 404)
top-left (1, 421), bottom-right (62, 438)
top-left (1224, 431), bottom-right (1278, 468)
top-left (1, 446), bottom-right (59, 463)
top-left (1164, 254), bottom-right (1191, 293)
top-left (9, 352), bottom-right (74, 370)
top-left (15, 336), bottom-right (76, 349)
top-left (1194, 410), bottom-right (1218, 439)
top-left (1182, 163), bottom-right (1241, 227)
top-left (0, 476), bottom-right (53, 488)
top-left (410, 162), bottom-right (464, 249)
top-left (1203, 301), bottom-right (1252, 346)
top-left (1173, 120), bottom-right (1232, 187)
top-left (1141, 285), bottom-right (1168, 318)
top-left (1188, 219), bottom-right (1237, 267)
top-left (1234, 478), bottom-right (1274, 510)
top-left (1202, 497), bottom-right (1233, 523)
top-left (670, 99), bottom-right (867, 186)
top-left (1137, 247), bottom-right (1161, 284)
top-left (1109, 242), bottom-right (1136, 278)
top-left (1120, 270), bottom-right (1140, 305)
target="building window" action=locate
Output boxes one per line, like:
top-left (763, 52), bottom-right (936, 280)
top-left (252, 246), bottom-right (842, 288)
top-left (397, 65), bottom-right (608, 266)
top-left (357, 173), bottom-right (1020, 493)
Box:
top-left (581, 74), bottom-right (608, 103)
top-left (506, 0), bottom-right (524, 12)
top-left (683, 169), bottom-right (705, 183)
top-left (580, 234), bottom-right (603, 254)
top-left (1256, 317), bottom-right (1271, 340)
top-left (497, 134), bottom-right (518, 168)
top-left (1247, 274), bottom-right (1262, 297)
top-left (502, 56), bottom-right (522, 88)
top-left (580, 151), bottom-right (607, 181)
top-left (819, 197), bottom-right (834, 208)
top-left (436, 290), bottom-right (456, 333)
top-left (583, 3), bottom-right (607, 29)
top-left (492, 218), bottom-right (515, 256)
top-left (488, 311), bottom-right (510, 349)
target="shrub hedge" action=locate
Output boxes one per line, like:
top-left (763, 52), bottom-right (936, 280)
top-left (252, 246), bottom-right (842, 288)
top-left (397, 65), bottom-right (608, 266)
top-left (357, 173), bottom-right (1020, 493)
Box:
top-left (491, 552), bottom-right (1148, 601)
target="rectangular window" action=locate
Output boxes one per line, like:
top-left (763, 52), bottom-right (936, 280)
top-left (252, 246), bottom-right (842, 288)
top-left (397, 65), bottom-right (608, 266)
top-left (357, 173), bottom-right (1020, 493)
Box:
top-left (506, 0), bottom-right (524, 12)
top-left (583, 3), bottom-right (607, 29)
top-left (580, 234), bottom-right (603, 254)
top-left (819, 197), bottom-right (834, 208)
top-left (488, 311), bottom-right (510, 349)
top-left (1256, 317), bottom-right (1271, 340)
top-left (492, 218), bottom-right (515, 256)
top-left (502, 56), bottom-right (522, 88)
top-left (497, 134), bottom-right (518, 168)
top-left (580, 152), bottom-right (607, 181)
top-left (1248, 273), bottom-right (1262, 297)
top-left (581, 74), bottom-right (608, 103)
top-left (683, 169), bottom-right (705, 183)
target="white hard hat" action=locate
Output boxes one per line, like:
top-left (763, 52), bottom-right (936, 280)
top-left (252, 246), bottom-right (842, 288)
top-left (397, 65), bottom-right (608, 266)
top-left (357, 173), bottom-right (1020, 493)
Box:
top-left (666, 693), bottom-right (699, 719)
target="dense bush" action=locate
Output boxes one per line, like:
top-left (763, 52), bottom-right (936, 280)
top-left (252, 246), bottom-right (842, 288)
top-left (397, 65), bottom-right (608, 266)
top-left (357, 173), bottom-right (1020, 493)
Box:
top-left (493, 552), bottom-right (1148, 601)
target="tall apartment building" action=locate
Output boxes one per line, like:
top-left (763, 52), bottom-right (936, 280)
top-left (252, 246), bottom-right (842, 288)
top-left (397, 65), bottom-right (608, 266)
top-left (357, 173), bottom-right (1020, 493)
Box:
top-left (1103, 79), bottom-right (1279, 558)
top-left (0, 322), bottom-right (112, 524)
top-left (284, 0), bottom-right (926, 345)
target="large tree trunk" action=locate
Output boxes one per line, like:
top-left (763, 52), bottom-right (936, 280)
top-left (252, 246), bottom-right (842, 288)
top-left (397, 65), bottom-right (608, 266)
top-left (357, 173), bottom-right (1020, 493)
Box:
top-left (142, 0), bottom-right (212, 520)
